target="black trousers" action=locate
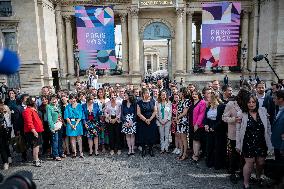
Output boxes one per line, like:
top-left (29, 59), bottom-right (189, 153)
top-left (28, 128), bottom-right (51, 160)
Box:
top-left (42, 121), bottom-right (51, 154)
top-left (274, 149), bottom-right (284, 163)
top-left (227, 139), bottom-right (240, 174)
top-left (108, 122), bottom-right (121, 150)
top-left (0, 127), bottom-right (8, 163)
top-left (205, 131), bottom-right (227, 169)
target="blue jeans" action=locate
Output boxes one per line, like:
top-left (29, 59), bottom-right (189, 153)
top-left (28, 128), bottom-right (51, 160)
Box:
top-left (51, 129), bottom-right (63, 158)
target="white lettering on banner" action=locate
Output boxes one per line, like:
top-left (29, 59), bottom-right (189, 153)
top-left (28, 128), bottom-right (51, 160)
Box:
top-left (210, 29), bottom-right (231, 42)
top-left (85, 32), bottom-right (106, 45)
top-left (140, 0), bottom-right (174, 7)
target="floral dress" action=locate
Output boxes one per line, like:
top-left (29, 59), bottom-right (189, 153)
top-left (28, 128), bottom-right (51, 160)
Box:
top-left (171, 102), bottom-right (178, 134)
top-left (121, 103), bottom-right (137, 135)
top-left (176, 99), bottom-right (190, 134)
top-left (85, 111), bottom-right (99, 139)
top-left (95, 99), bottom-right (109, 145)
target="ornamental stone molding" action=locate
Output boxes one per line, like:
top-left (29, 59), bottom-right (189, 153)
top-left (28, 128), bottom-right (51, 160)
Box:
top-left (139, 19), bottom-right (175, 40)
top-left (176, 7), bottom-right (184, 18)
top-left (129, 6), bottom-right (139, 17)
top-left (59, 0), bottom-right (131, 6)
top-left (37, 0), bottom-right (55, 11)
top-left (119, 12), bottom-right (127, 23)
top-left (0, 19), bottom-right (20, 32)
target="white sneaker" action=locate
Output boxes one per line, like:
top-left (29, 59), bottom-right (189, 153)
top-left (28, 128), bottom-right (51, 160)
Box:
top-left (172, 148), bottom-right (178, 154)
top-left (8, 157), bottom-right (12, 164)
top-left (110, 150), bottom-right (115, 155)
top-left (3, 163), bottom-right (9, 170)
top-left (138, 146), bottom-right (142, 151)
top-left (117, 150), bottom-right (121, 155)
top-left (175, 149), bottom-right (181, 155)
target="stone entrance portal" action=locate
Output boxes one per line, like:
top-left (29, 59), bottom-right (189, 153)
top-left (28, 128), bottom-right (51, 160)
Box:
top-left (142, 21), bottom-right (173, 79)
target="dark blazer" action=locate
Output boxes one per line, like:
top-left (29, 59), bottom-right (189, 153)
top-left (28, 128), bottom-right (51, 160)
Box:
top-left (263, 94), bottom-right (276, 124)
top-left (271, 109), bottom-right (284, 150)
top-left (203, 104), bottom-right (226, 133)
top-left (13, 105), bottom-right (25, 134)
top-left (82, 102), bottom-right (100, 124)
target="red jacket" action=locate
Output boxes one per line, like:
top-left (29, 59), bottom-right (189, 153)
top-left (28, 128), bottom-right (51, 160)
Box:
top-left (23, 107), bottom-right (44, 133)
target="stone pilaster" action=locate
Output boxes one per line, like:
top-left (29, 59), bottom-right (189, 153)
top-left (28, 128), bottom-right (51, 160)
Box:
top-left (129, 6), bottom-right (140, 75)
top-left (119, 12), bottom-right (129, 74)
top-left (241, 10), bottom-right (249, 71)
top-left (55, 5), bottom-right (67, 77)
top-left (175, 7), bottom-right (184, 74)
top-left (186, 9), bottom-right (193, 73)
top-left (64, 15), bottom-right (75, 76)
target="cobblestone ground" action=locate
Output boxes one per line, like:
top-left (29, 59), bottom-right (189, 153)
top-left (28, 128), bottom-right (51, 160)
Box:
top-left (0, 148), bottom-right (270, 189)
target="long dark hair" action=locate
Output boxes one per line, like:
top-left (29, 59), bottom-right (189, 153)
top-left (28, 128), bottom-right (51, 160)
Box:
top-left (242, 94), bottom-right (259, 113)
top-left (122, 91), bottom-right (135, 105)
top-left (235, 89), bottom-right (251, 111)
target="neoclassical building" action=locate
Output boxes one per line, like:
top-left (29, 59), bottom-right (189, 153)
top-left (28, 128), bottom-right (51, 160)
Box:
top-left (0, 0), bottom-right (283, 94)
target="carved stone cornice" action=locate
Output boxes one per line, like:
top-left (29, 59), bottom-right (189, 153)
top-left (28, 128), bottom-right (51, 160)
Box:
top-left (129, 6), bottom-right (139, 18)
top-left (37, 0), bottom-right (55, 11)
top-left (0, 18), bottom-right (20, 31)
top-left (176, 7), bottom-right (184, 18)
top-left (60, 0), bottom-right (131, 6)
top-left (119, 12), bottom-right (127, 23)
top-left (63, 15), bottom-right (72, 23)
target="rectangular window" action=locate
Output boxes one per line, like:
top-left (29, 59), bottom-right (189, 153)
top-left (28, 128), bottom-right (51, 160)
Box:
top-left (0, 1), bottom-right (12, 17)
top-left (147, 55), bottom-right (151, 71)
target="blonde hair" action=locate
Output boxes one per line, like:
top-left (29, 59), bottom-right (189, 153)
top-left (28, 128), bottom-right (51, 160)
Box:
top-left (209, 91), bottom-right (222, 108)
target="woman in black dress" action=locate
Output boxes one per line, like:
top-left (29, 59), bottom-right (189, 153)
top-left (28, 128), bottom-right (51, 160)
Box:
top-left (236, 95), bottom-right (273, 189)
top-left (137, 88), bottom-right (157, 157)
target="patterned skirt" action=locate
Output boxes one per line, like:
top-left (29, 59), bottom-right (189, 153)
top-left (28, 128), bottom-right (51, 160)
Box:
top-left (121, 122), bottom-right (136, 135)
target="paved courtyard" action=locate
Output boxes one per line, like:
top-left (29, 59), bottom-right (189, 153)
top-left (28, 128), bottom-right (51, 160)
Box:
top-left (0, 148), bottom-right (251, 189)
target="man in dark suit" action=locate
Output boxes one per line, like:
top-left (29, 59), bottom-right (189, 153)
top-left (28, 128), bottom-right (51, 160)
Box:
top-left (271, 90), bottom-right (284, 163)
top-left (256, 81), bottom-right (276, 124)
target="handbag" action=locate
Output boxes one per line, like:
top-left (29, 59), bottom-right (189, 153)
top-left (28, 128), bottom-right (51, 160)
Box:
top-left (54, 121), bottom-right (63, 131)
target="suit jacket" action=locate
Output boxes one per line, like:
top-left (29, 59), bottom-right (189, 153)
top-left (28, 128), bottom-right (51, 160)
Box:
top-left (203, 104), bottom-right (226, 133)
top-left (236, 107), bottom-right (273, 153)
top-left (263, 94), bottom-right (276, 125)
top-left (271, 108), bottom-right (284, 150)
top-left (222, 101), bottom-right (242, 140)
top-left (156, 101), bottom-right (172, 126)
top-left (193, 100), bottom-right (206, 128)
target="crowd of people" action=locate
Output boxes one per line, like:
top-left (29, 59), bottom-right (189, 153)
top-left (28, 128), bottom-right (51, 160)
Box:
top-left (0, 77), bottom-right (284, 189)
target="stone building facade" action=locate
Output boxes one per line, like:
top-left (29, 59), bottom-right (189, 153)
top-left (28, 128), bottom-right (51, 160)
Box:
top-left (0, 0), bottom-right (283, 94)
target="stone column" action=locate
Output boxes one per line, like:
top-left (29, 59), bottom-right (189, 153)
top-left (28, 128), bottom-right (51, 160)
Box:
top-left (186, 10), bottom-right (193, 73)
top-left (151, 54), bottom-right (154, 72)
top-left (144, 55), bottom-right (147, 73)
top-left (64, 15), bottom-right (75, 76)
top-left (119, 13), bottom-right (129, 74)
top-left (130, 7), bottom-right (140, 75)
top-left (175, 7), bottom-right (185, 73)
top-left (55, 5), bottom-right (67, 77)
top-left (195, 22), bottom-right (201, 68)
top-left (242, 10), bottom-right (249, 71)
top-left (157, 55), bottom-right (160, 70)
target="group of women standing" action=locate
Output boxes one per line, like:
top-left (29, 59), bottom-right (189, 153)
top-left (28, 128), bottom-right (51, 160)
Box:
top-left (1, 80), bottom-right (277, 189)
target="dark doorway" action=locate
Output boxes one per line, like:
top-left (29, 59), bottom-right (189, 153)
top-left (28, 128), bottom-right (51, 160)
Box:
top-left (52, 69), bottom-right (60, 92)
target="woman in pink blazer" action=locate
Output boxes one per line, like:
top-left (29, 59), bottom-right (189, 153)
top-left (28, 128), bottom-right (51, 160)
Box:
top-left (190, 90), bottom-right (206, 162)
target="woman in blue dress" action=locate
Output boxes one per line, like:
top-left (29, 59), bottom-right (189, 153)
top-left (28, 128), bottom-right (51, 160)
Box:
top-left (137, 88), bottom-right (157, 157)
top-left (64, 94), bottom-right (85, 158)
top-left (82, 95), bottom-right (100, 156)
top-left (121, 91), bottom-right (137, 156)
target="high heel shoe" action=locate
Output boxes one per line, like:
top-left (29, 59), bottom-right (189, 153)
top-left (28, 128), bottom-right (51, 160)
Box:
top-left (142, 147), bottom-right (146, 157)
top-left (149, 147), bottom-right (154, 157)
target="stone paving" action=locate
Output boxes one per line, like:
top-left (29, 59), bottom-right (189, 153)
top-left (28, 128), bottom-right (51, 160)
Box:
top-left (0, 149), bottom-right (263, 189)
